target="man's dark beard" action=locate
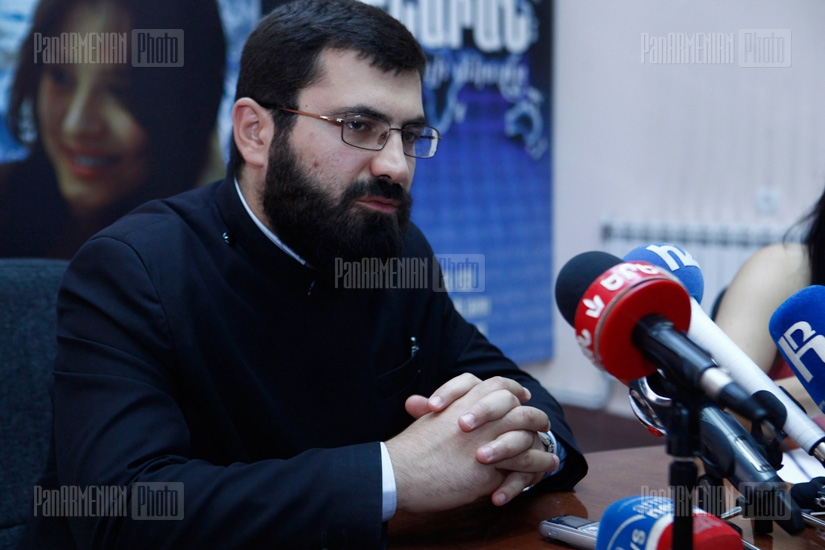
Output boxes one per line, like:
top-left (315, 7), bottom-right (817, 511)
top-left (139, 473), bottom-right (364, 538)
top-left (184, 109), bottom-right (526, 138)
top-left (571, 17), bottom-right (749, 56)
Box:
top-left (262, 134), bottom-right (412, 277)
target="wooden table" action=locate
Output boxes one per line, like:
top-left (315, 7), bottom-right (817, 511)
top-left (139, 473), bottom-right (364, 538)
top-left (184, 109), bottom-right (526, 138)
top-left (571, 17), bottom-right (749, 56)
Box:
top-left (388, 445), bottom-right (825, 549)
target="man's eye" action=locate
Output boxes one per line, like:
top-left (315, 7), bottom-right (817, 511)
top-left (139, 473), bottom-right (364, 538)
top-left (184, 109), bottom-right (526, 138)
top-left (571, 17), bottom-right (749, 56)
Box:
top-left (401, 127), bottom-right (424, 143)
top-left (344, 118), bottom-right (372, 133)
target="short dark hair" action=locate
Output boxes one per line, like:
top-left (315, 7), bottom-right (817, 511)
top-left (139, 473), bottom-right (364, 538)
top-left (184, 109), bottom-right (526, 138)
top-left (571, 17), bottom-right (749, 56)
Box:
top-left (229, 0), bottom-right (426, 175)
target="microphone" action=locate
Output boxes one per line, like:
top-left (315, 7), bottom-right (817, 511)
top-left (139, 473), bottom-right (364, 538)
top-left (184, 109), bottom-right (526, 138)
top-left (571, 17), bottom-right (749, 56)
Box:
top-left (624, 243), bottom-right (825, 465)
top-left (628, 376), bottom-right (804, 535)
top-left (790, 476), bottom-right (825, 513)
top-left (769, 285), bottom-right (825, 416)
top-left (699, 402), bottom-right (803, 533)
top-left (624, 243), bottom-right (705, 302)
top-left (595, 495), bottom-right (743, 550)
top-left (555, 251), bottom-right (766, 422)
top-left (788, 477), bottom-right (825, 529)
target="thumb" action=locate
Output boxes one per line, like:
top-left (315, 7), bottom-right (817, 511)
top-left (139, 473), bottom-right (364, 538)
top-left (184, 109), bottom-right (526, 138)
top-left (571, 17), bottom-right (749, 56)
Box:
top-left (405, 395), bottom-right (431, 419)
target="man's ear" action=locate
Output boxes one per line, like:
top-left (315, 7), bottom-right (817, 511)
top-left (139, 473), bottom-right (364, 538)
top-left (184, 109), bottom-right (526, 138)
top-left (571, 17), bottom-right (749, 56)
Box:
top-left (232, 98), bottom-right (272, 171)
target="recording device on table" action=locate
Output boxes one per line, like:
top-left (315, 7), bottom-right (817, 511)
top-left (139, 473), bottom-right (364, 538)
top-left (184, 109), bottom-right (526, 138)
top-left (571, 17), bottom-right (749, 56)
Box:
top-left (539, 514), bottom-right (599, 549)
top-left (540, 495), bottom-right (757, 550)
top-left (541, 477), bottom-right (825, 548)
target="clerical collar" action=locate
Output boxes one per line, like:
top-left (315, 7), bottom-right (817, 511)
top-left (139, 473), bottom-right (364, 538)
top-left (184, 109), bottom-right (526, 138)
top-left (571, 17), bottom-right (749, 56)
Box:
top-left (234, 179), bottom-right (307, 266)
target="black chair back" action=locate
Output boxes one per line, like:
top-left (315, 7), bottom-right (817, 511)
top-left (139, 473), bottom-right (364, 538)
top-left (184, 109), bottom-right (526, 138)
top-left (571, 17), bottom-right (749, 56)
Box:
top-left (0, 259), bottom-right (68, 549)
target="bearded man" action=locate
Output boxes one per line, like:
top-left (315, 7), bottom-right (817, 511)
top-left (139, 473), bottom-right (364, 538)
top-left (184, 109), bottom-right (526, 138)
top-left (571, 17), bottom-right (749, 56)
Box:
top-left (25, 1), bottom-right (587, 548)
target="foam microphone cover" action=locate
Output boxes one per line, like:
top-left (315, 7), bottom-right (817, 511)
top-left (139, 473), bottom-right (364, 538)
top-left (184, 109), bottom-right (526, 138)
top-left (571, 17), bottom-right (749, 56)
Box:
top-left (556, 250), bottom-right (693, 381)
top-left (623, 243), bottom-right (704, 303)
top-left (769, 285), bottom-right (825, 415)
top-left (595, 495), bottom-right (742, 550)
top-left (790, 476), bottom-right (825, 512)
top-left (555, 251), bottom-right (621, 326)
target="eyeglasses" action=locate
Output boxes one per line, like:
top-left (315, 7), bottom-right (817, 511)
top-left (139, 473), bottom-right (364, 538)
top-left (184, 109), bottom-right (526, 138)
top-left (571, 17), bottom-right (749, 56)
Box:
top-left (274, 107), bottom-right (441, 159)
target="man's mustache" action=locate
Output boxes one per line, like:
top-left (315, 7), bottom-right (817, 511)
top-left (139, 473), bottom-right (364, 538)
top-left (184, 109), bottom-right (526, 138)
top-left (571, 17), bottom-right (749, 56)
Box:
top-left (342, 179), bottom-right (412, 208)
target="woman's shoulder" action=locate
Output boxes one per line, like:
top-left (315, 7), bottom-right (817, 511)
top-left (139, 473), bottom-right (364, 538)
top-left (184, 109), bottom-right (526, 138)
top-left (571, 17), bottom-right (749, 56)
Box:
top-left (731, 241), bottom-right (810, 300)
top-left (750, 241), bottom-right (807, 273)
top-left (750, 241), bottom-right (807, 263)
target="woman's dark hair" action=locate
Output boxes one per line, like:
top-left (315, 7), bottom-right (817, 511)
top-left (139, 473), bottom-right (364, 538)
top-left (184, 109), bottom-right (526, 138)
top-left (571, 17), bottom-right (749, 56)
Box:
top-left (229, 0), bottom-right (426, 175)
top-left (7, 0), bottom-right (226, 204)
top-left (799, 188), bottom-right (825, 286)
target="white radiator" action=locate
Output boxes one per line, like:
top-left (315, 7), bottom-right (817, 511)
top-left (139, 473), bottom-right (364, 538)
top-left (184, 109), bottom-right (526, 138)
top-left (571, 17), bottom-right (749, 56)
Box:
top-left (599, 219), bottom-right (800, 315)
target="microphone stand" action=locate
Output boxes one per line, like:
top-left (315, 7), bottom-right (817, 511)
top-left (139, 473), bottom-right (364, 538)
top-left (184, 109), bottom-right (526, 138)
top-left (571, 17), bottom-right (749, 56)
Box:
top-left (630, 375), bottom-right (802, 541)
top-left (664, 388), bottom-right (701, 550)
top-left (631, 318), bottom-right (784, 546)
top-left (632, 320), bottom-right (707, 550)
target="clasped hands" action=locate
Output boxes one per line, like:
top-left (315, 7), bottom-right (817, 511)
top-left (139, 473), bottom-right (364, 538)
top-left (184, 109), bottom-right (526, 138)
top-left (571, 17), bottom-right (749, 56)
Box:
top-left (386, 373), bottom-right (559, 514)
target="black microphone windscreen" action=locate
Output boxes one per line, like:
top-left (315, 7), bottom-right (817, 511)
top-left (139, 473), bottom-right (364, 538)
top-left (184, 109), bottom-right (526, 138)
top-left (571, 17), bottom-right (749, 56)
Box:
top-left (555, 251), bottom-right (621, 326)
top-left (791, 476), bottom-right (825, 510)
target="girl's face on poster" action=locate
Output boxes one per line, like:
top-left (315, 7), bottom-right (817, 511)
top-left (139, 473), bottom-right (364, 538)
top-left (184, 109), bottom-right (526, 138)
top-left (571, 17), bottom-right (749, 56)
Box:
top-left (37, 1), bottom-right (150, 217)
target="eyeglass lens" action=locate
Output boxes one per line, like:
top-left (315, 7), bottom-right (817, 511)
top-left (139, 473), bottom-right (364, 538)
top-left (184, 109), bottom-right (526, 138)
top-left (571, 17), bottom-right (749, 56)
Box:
top-left (340, 114), bottom-right (438, 158)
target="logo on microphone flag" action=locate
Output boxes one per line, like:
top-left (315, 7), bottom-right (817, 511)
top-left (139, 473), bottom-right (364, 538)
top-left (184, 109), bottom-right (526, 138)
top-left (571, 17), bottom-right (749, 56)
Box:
top-left (776, 320), bottom-right (825, 384)
top-left (573, 261), bottom-right (690, 380)
top-left (595, 495), bottom-right (741, 550)
top-left (769, 285), bottom-right (825, 415)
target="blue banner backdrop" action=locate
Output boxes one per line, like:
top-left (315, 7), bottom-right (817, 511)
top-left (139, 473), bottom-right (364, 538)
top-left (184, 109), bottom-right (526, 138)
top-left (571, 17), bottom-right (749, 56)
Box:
top-left (371, 0), bottom-right (555, 363)
top-left (0, 0), bottom-right (555, 363)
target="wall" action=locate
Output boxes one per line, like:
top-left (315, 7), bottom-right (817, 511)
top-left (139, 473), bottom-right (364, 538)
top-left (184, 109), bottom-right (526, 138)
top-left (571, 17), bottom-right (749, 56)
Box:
top-left (529, 0), bottom-right (825, 414)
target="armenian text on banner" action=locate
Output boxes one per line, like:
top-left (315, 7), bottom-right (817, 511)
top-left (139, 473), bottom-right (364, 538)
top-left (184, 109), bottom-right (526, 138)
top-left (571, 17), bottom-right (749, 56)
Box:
top-left (367, 0), bottom-right (554, 363)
